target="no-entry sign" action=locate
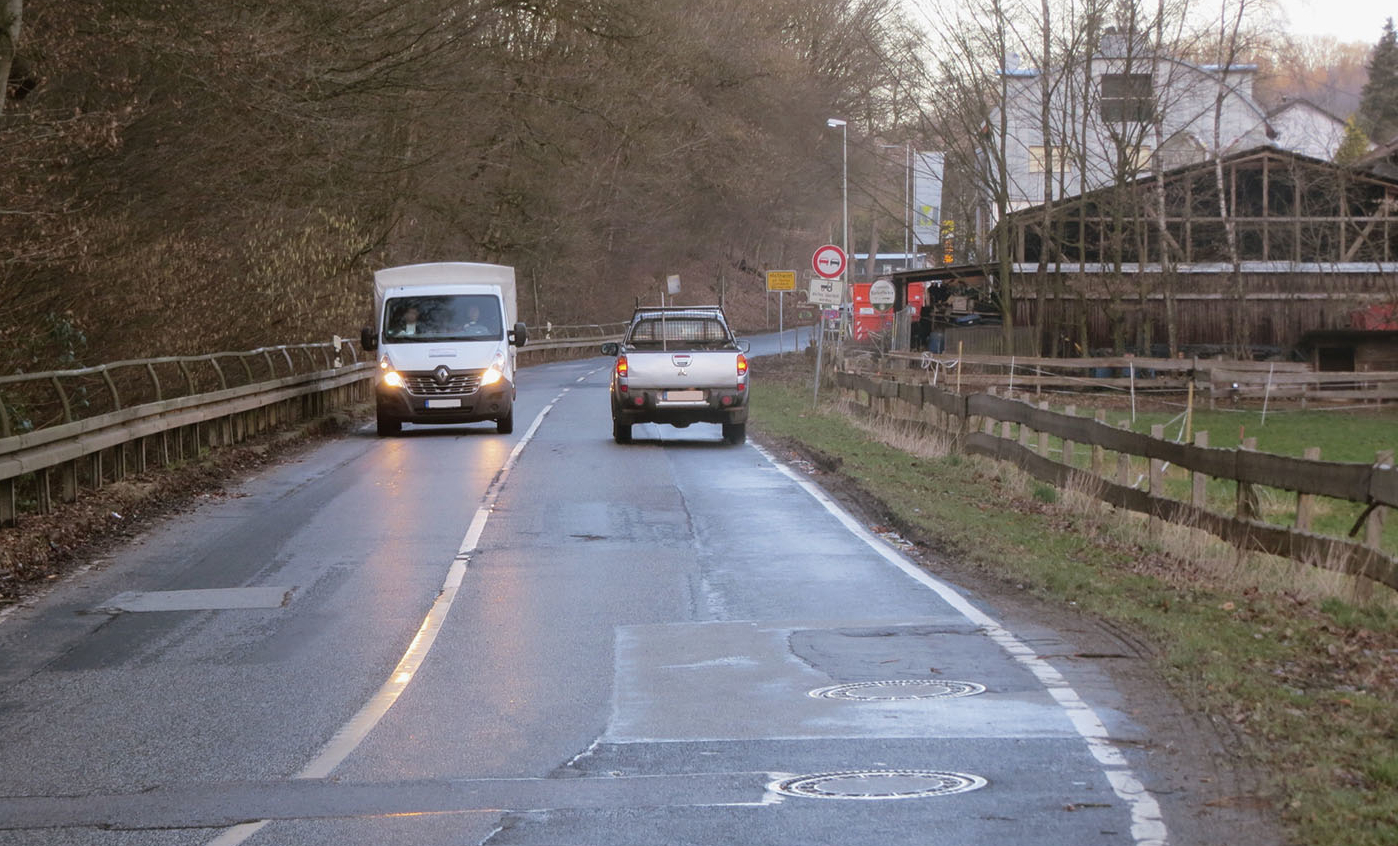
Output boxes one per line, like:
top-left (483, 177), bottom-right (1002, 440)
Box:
top-left (812, 244), bottom-right (847, 279)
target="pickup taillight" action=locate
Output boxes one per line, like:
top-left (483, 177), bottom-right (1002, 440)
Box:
top-left (736, 354), bottom-right (748, 377)
top-left (616, 355), bottom-right (629, 392)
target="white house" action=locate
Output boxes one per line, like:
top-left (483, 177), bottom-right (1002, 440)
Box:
top-left (990, 30), bottom-right (1275, 215)
top-left (1266, 97), bottom-right (1349, 161)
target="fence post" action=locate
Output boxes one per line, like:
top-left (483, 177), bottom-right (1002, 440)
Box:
top-left (1062, 405), bottom-right (1076, 468)
top-left (1117, 420), bottom-right (1132, 486)
top-left (1036, 402), bottom-right (1049, 456)
top-left (1237, 437), bottom-right (1259, 521)
top-left (36, 469), bottom-right (53, 515)
top-left (89, 451), bottom-right (104, 490)
top-left (1149, 424), bottom-right (1165, 493)
top-left (58, 460), bottom-right (79, 504)
top-left (1295, 446), bottom-right (1320, 531)
top-left (1192, 432), bottom-right (1210, 509)
top-left (1091, 410), bottom-right (1106, 477)
top-left (1366, 450), bottom-right (1393, 550)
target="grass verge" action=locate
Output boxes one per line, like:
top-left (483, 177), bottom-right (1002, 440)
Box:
top-left (750, 354), bottom-right (1397, 846)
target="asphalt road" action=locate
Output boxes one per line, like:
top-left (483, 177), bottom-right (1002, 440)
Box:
top-left (0, 330), bottom-right (1170, 846)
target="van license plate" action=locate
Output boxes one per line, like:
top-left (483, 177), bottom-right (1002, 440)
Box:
top-left (663, 390), bottom-right (704, 401)
top-left (426, 399), bottom-right (461, 409)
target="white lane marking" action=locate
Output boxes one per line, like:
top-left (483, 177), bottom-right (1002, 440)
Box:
top-left (752, 442), bottom-right (1167, 846)
top-left (205, 390), bottom-right (571, 846)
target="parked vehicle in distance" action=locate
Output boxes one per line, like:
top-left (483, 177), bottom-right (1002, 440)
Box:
top-left (600, 306), bottom-right (750, 445)
top-left (360, 262), bottom-right (527, 436)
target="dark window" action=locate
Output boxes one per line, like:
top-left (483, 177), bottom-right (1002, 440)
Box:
top-left (1100, 73), bottom-right (1153, 123)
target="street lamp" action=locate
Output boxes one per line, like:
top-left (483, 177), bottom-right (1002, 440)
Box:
top-left (826, 118), bottom-right (847, 281)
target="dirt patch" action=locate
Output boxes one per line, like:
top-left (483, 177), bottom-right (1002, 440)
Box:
top-left (0, 411), bottom-right (365, 608)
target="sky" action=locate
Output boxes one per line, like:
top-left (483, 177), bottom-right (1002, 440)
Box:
top-left (1276, 0), bottom-right (1393, 44)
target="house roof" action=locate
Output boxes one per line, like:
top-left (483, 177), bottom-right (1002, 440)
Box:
top-left (1266, 97), bottom-right (1347, 125)
top-left (1000, 145), bottom-right (1398, 226)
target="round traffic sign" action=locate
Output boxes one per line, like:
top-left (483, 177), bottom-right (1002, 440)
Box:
top-left (812, 244), bottom-right (847, 279)
top-left (869, 279), bottom-right (896, 309)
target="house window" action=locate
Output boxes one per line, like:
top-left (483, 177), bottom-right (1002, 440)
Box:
top-left (1028, 146), bottom-right (1072, 174)
top-left (1100, 73), bottom-right (1153, 122)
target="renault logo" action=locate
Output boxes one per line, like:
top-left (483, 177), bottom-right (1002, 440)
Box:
top-left (433, 365), bottom-right (452, 384)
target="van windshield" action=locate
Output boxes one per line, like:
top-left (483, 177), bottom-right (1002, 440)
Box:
top-left (383, 295), bottom-right (503, 342)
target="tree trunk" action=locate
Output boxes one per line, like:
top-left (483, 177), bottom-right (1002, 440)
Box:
top-left (0, 0), bottom-right (21, 115)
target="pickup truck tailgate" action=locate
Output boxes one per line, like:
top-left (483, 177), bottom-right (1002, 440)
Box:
top-left (624, 350), bottom-right (740, 389)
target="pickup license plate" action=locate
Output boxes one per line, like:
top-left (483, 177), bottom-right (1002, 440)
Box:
top-left (663, 390), bottom-right (704, 401)
top-left (425, 398), bottom-right (461, 409)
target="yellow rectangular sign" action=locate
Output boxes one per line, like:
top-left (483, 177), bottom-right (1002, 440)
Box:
top-left (766, 270), bottom-right (796, 292)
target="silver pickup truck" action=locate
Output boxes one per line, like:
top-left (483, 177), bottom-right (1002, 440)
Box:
top-left (600, 306), bottom-right (750, 444)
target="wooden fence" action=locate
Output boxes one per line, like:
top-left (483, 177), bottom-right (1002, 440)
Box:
top-left (834, 369), bottom-right (1398, 591)
top-left (872, 351), bottom-right (1398, 405)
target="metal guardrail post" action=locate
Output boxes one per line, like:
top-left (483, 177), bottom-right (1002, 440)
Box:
top-left (146, 363), bottom-right (162, 400)
top-left (51, 377), bottom-right (73, 423)
top-left (178, 360), bottom-right (196, 395)
top-left (209, 358), bottom-right (227, 390)
top-left (101, 368), bottom-right (121, 411)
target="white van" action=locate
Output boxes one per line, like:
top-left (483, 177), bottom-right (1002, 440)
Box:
top-left (359, 262), bottom-right (527, 436)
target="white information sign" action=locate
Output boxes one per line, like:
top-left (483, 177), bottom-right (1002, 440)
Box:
top-left (869, 278), bottom-right (896, 309)
top-left (808, 277), bottom-right (843, 306)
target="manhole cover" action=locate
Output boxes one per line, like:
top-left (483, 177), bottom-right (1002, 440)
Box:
top-left (808, 680), bottom-right (986, 701)
top-left (771, 770), bottom-right (987, 800)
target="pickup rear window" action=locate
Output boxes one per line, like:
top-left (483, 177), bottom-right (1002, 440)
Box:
top-left (627, 318), bottom-right (734, 349)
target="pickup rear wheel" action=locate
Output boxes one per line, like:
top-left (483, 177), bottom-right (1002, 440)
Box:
top-left (722, 422), bottom-right (746, 445)
top-left (612, 419), bottom-right (632, 444)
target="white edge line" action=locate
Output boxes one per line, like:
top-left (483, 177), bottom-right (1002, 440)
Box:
top-left (751, 441), bottom-right (1168, 846)
top-left (205, 389), bottom-right (570, 845)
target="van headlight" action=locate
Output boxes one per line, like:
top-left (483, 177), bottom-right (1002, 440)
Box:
top-left (480, 351), bottom-right (506, 386)
top-left (379, 355), bottom-right (404, 388)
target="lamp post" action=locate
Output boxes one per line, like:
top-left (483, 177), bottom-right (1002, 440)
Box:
top-left (818, 117), bottom-right (848, 407)
top-left (826, 118), bottom-right (847, 282)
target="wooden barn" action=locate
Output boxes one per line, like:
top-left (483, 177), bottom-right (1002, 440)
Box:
top-left (990, 147), bottom-right (1398, 356)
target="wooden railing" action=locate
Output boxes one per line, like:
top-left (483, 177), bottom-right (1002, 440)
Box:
top-left (874, 351), bottom-right (1398, 405)
top-left (834, 368), bottom-right (1398, 590)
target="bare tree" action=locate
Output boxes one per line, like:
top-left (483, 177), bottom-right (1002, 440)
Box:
top-left (0, 0), bottom-right (18, 114)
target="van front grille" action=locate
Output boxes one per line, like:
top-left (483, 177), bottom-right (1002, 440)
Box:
top-left (403, 369), bottom-right (483, 395)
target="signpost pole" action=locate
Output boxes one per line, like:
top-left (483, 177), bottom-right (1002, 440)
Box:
top-left (779, 292), bottom-right (784, 353)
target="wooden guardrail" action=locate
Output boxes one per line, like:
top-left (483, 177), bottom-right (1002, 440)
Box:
top-left (1, 340), bottom-right (373, 527)
top-left (835, 369), bottom-right (1398, 591)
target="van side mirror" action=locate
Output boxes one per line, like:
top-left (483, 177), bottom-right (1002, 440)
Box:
top-left (360, 326), bottom-right (378, 352)
top-left (510, 322), bottom-right (528, 348)
top-left (601, 342), bottom-right (619, 356)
